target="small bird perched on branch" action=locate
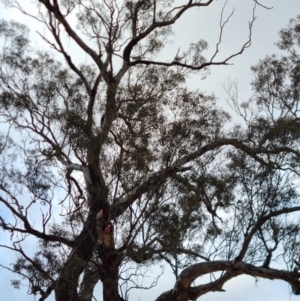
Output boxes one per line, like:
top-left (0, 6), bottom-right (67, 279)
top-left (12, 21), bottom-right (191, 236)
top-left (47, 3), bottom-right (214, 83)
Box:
top-left (105, 224), bottom-right (112, 233)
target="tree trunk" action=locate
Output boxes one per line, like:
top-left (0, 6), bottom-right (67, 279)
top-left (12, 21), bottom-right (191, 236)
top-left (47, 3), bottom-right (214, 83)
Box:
top-left (55, 160), bottom-right (107, 301)
top-left (54, 227), bottom-right (96, 300)
top-left (98, 217), bottom-right (120, 301)
top-left (102, 253), bottom-right (120, 301)
top-left (78, 263), bottom-right (99, 301)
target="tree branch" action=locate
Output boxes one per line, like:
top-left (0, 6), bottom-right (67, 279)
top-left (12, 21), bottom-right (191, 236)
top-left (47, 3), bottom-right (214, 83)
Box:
top-left (38, 0), bottom-right (108, 81)
top-left (0, 196), bottom-right (74, 247)
top-left (155, 260), bottom-right (300, 301)
top-left (114, 137), bottom-right (300, 216)
top-left (122, 0), bottom-right (214, 63)
top-left (235, 206), bottom-right (300, 261)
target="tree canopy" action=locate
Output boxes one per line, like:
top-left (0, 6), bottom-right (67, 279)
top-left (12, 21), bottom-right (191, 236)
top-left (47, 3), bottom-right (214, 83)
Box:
top-left (0, 1), bottom-right (300, 301)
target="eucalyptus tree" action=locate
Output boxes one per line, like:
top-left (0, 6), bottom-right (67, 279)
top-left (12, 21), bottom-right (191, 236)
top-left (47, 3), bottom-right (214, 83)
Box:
top-left (1, 1), bottom-right (300, 301)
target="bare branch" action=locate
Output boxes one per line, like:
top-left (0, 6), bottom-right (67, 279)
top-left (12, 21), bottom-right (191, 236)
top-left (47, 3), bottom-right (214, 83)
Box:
top-left (156, 261), bottom-right (300, 301)
top-left (0, 196), bottom-right (74, 247)
top-left (235, 206), bottom-right (300, 261)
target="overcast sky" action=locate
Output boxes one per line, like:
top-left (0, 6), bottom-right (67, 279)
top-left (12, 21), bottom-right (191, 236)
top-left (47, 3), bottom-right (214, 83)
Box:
top-left (0, 0), bottom-right (300, 300)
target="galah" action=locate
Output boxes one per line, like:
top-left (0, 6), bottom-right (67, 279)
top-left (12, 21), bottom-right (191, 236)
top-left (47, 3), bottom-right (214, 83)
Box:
top-left (105, 224), bottom-right (112, 233)
top-left (96, 209), bottom-right (104, 219)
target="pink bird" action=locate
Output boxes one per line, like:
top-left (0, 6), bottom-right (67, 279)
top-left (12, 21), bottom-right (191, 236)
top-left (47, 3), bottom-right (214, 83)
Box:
top-left (96, 210), bottom-right (104, 219)
top-left (105, 224), bottom-right (112, 233)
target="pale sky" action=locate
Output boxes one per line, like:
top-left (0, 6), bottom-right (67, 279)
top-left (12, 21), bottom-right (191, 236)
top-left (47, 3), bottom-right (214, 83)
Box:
top-left (0, 0), bottom-right (300, 300)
